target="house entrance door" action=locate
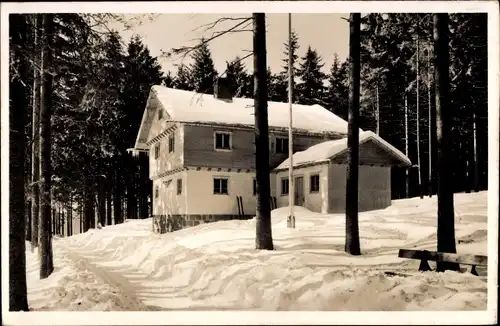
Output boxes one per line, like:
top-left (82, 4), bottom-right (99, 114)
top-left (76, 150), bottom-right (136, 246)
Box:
top-left (294, 176), bottom-right (304, 206)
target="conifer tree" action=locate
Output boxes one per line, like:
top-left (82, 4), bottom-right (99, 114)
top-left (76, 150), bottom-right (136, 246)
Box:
top-left (296, 46), bottom-right (327, 105)
top-left (190, 39), bottom-right (217, 94)
top-left (326, 54), bottom-right (349, 120)
top-left (281, 30), bottom-right (300, 102)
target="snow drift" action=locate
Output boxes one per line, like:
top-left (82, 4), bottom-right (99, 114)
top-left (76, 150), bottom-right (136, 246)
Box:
top-left (25, 191), bottom-right (489, 311)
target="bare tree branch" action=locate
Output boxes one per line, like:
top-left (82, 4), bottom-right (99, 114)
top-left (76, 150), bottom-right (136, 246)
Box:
top-left (164, 17), bottom-right (253, 60)
top-left (191, 17), bottom-right (251, 33)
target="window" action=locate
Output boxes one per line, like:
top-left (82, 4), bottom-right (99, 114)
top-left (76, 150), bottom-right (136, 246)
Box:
top-left (158, 109), bottom-right (163, 120)
top-left (253, 179), bottom-right (257, 196)
top-left (215, 132), bottom-right (231, 150)
top-left (155, 185), bottom-right (159, 199)
top-left (275, 137), bottom-right (288, 154)
top-left (177, 178), bottom-right (182, 195)
top-left (168, 134), bottom-right (175, 153)
top-left (154, 143), bottom-right (160, 159)
top-left (213, 178), bottom-right (229, 195)
top-left (310, 174), bottom-right (320, 193)
top-left (281, 178), bottom-right (289, 195)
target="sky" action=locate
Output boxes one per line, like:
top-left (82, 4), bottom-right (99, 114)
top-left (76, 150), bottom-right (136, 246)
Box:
top-left (113, 14), bottom-right (349, 76)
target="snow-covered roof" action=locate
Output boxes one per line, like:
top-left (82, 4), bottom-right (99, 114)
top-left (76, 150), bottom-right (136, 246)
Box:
top-left (134, 86), bottom-right (349, 149)
top-left (275, 131), bottom-right (411, 170)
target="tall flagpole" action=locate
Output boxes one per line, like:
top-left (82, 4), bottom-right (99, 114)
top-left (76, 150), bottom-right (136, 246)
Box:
top-left (287, 13), bottom-right (295, 229)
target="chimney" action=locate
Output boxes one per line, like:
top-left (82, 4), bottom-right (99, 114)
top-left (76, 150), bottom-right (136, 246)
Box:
top-left (214, 77), bottom-right (233, 102)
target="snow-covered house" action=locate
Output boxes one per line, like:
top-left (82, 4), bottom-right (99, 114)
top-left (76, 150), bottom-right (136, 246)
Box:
top-left (132, 82), bottom-right (410, 232)
top-left (273, 131), bottom-right (411, 213)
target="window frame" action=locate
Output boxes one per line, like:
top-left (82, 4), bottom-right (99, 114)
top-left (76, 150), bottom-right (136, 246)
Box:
top-left (213, 177), bottom-right (229, 195)
top-left (275, 136), bottom-right (289, 154)
top-left (310, 174), bottom-right (320, 193)
top-left (214, 131), bottom-right (232, 151)
top-left (280, 177), bottom-right (289, 196)
top-left (168, 134), bottom-right (175, 153)
top-left (177, 178), bottom-right (182, 195)
top-left (154, 143), bottom-right (160, 159)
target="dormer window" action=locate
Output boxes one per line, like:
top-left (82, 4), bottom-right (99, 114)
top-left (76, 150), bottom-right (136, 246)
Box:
top-left (158, 109), bottom-right (163, 120)
top-left (214, 131), bottom-right (232, 151)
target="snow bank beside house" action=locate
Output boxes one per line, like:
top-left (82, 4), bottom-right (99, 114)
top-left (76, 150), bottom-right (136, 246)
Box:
top-left (25, 191), bottom-right (489, 311)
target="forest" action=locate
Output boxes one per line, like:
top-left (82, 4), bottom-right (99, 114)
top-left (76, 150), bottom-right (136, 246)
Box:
top-left (8, 13), bottom-right (488, 311)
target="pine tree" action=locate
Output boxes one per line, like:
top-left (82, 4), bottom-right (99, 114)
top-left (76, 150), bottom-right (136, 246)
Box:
top-left (326, 54), bottom-right (349, 121)
top-left (434, 13), bottom-right (459, 272)
top-left (296, 46), bottom-right (326, 105)
top-left (173, 63), bottom-right (194, 91)
top-left (254, 13), bottom-right (274, 251)
top-left (267, 67), bottom-right (287, 102)
top-left (9, 13), bottom-right (30, 311)
top-left (281, 30), bottom-right (300, 102)
top-left (226, 56), bottom-right (252, 98)
top-left (345, 13), bottom-right (361, 256)
top-left (39, 13), bottom-right (55, 279)
top-left (190, 39), bottom-right (217, 94)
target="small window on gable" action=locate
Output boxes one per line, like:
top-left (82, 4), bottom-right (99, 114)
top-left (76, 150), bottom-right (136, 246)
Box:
top-left (155, 185), bottom-right (159, 199)
top-left (158, 109), bottom-right (163, 120)
top-left (177, 178), bottom-right (182, 195)
top-left (169, 134), bottom-right (175, 153)
top-left (154, 143), bottom-right (160, 159)
top-left (215, 132), bottom-right (231, 150)
top-left (276, 137), bottom-right (288, 154)
top-left (253, 179), bottom-right (257, 196)
top-left (310, 174), bottom-right (320, 193)
top-left (281, 178), bottom-right (289, 196)
top-left (214, 178), bottom-right (229, 195)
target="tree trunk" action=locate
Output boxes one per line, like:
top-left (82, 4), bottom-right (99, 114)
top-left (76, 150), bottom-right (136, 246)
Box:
top-left (253, 13), bottom-right (274, 250)
top-left (404, 73), bottom-right (410, 198)
top-left (106, 164), bottom-right (113, 225)
top-left (416, 20), bottom-right (423, 199)
top-left (39, 13), bottom-right (55, 279)
top-left (433, 13), bottom-right (459, 272)
top-left (31, 14), bottom-right (41, 250)
top-left (83, 179), bottom-right (94, 231)
top-left (345, 13), bottom-right (361, 256)
top-left (140, 153), bottom-right (149, 219)
top-left (98, 171), bottom-right (106, 227)
top-left (67, 195), bottom-right (72, 236)
top-left (126, 156), bottom-right (136, 219)
top-left (9, 13), bottom-right (29, 311)
top-left (375, 78), bottom-right (380, 135)
top-left (427, 45), bottom-right (433, 198)
top-left (79, 200), bottom-right (83, 234)
top-left (114, 156), bottom-right (122, 224)
top-left (472, 111), bottom-right (479, 192)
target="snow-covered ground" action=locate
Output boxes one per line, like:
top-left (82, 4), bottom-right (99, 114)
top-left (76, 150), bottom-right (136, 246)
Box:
top-left (23, 192), bottom-right (491, 314)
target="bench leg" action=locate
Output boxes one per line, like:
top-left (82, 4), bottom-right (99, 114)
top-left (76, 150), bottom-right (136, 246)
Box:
top-left (470, 265), bottom-right (479, 276)
top-left (418, 259), bottom-right (432, 272)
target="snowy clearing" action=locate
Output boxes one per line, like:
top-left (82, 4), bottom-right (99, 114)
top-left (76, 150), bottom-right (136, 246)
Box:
top-left (25, 191), bottom-right (489, 312)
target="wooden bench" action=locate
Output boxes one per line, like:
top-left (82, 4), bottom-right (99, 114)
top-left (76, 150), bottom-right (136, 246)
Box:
top-left (398, 249), bottom-right (488, 276)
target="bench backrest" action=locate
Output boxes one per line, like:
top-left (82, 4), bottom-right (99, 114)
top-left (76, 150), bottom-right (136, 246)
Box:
top-left (398, 249), bottom-right (488, 266)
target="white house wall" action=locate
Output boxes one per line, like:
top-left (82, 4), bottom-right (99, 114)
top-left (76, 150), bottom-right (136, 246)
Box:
top-left (153, 171), bottom-right (188, 216)
top-left (185, 170), bottom-right (257, 216)
top-left (149, 124), bottom-right (184, 179)
top-left (328, 163), bottom-right (391, 213)
top-left (274, 164), bottom-right (330, 213)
